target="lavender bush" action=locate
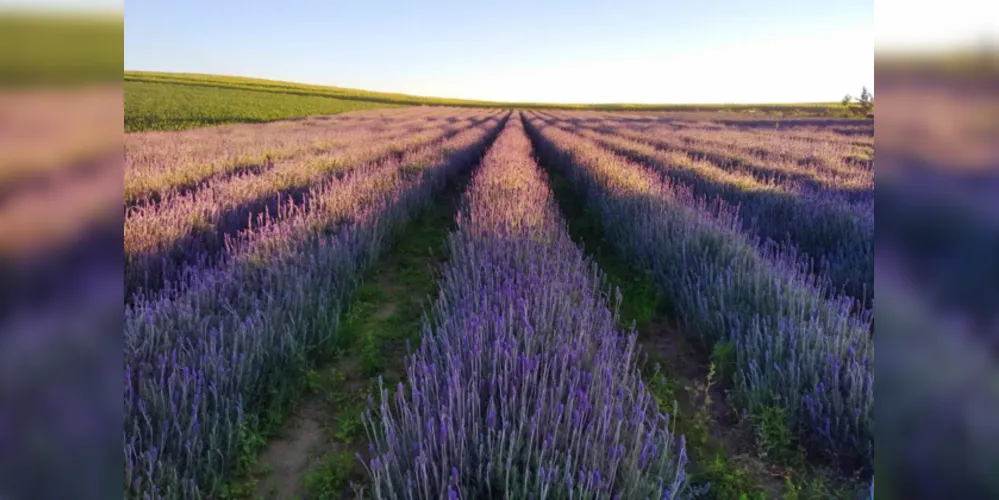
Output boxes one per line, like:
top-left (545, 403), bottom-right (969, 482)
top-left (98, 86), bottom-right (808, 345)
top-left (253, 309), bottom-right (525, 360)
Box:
top-left (123, 113), bottom-right (507, 499)
top-left (543, 110), bottom-right (874, 191)
top-left (524, 114), bottom-right (873, 476)
top-left (125, 107), bottom-right (492, 206)
top-left (535, 113), bottom-right (874, 306)
top-left (362, 117), bottom-right (692, 499)
top-left (125, 112), bottom-right (495, 299)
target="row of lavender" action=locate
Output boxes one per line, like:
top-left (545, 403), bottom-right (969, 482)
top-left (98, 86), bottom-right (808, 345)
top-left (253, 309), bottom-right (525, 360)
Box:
top-left (123, 113), bottom-right (507, 498)
top-left (557, 111), bottom-right (874, 194)
top-left (125, 107), bottom-right (485, 206)
top-left (523, 114), bottom-right (873, 476)
top-left (540, 110), bottom-right (874, 208)
top-left (125, 112), bottom-right (495, 299)
top-left (535, 112), bottom-right (874, 307)
top-left (362, 118), bottom-right (693, 498)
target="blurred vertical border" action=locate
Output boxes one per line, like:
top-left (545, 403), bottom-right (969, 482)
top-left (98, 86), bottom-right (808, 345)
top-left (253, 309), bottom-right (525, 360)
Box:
top-left (0, 6), bottom-right (123, 500)
top-left (875, 44), bottom-right (999, 499)
top-left (0, 11), bottom-right (120, 86)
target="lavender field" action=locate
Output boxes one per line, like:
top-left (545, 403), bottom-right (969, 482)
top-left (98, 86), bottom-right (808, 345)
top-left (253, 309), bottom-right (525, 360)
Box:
top-left (123, 107), bottom-right (874, 499)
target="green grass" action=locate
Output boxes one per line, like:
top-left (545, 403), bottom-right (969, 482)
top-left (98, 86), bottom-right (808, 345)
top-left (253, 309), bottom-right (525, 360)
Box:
top-left (124, 71), bottom-right (850, 132)
top-left (126, 71), bottom-right (502, 108)
top-left (124, 80), bottom-right (393, 132)
top-left (301, 451), bottom-right (356, 499)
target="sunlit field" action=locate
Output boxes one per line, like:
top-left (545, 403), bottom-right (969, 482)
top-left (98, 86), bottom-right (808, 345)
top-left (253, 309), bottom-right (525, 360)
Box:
top-left (121, 84), bottom-right (875, 498)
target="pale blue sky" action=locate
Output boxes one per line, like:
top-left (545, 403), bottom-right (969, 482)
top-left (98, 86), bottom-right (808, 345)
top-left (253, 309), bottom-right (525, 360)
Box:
top-left (120, 0), bottom-right (879, 104)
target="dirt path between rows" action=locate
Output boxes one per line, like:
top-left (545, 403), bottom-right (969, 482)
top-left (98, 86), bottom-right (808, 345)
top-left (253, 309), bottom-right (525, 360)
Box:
top-left (248, 170), bottom-right (472, 500)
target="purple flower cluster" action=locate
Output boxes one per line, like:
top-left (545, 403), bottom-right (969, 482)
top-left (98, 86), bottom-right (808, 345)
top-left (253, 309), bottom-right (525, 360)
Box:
top-left (125, 110), bottom-right (501, 298)
top-left (125, 107), bottom-right (473, 206)
top-left (123, 113), bottom-right (507, 498)
top-left (524, 113), bottom-right (873, 475)
top-left (538, 111), bottom-right (874, 197)
top-left (362, 117), bottom-right (691, 498)
top-left (534, 112), bottom-right (874, 307)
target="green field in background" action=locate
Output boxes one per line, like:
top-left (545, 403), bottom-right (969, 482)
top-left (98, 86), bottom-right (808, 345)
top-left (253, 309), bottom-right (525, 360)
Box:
top-left (125, 71), bottom-right (850, 132)
top-left (125, 80), bottom-right (394, 132)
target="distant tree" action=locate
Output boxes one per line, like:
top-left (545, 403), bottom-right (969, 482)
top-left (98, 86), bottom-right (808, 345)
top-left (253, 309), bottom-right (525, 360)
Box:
top-left (840, 88), bottom-right (873, 116)
top-left (840, 93), bottom-right (854, 116)
top-left (857, 86), bottom-right (874, 115)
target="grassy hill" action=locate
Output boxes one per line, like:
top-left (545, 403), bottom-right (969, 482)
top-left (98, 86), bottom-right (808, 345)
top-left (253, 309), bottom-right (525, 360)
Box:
top-left (126, 71), bottom-right (848, 132)
top-left (125, 78), bottom-right (394, 132)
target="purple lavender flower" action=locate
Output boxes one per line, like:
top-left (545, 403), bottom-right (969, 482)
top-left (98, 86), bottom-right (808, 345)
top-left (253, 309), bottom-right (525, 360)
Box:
top-left (359, 116), bottom-right (690, 498)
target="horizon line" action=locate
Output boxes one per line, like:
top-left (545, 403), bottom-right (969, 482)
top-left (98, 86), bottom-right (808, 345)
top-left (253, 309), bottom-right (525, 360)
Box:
top-left (125, 69), bottom-right (844, 107)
